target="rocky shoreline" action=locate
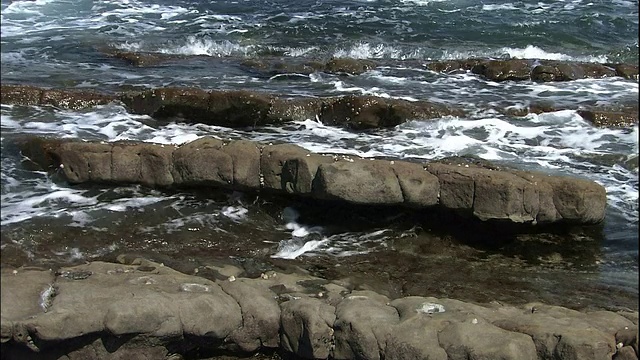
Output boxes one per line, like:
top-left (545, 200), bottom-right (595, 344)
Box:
top-left (17, 136), bottom-right (607, 226)
top-left (2, 258), bottom-right (638, 360)
top-left (1, 81), bottom-right (638, 129)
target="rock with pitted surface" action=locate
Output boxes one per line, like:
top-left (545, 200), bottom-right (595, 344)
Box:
top-left (104, 49), bottom-right (184, 67)
top-left (2, 260), bottom-right (636, 360)
top-left (0, 84), bottom-right (116, 109)
top-left (16, 136), bottom-right (608, 225)
top-left (531, 61), bottom-right (617, 82)
top-left (324, 58), bottom-right (378, 75)
top-left (426, 59), bottom-right (486, 73)
top-left (578, 108), bottom-right (638, 128)
top-left (610, 63), bottom-right (639, 80)
top-left (319, 95), bottom-right (462, 130)
top-left (472, 59), bottom-right (532, 81)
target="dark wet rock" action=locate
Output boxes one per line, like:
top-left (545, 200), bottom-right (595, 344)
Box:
top-left (425, 59), bottom-right (486, 73)
top-left (17, 136), bottom-right (608, 225)
top-left (577, 108), bottom-right (638, 128)
top-left (319, 95), bottom-right (461, 130)
top-left (610, 63), bottom-right (639, 80)
top-left (531, 61), bottom-right (617, 82)
top-left (120, 87), bottom-right (276, 128)
top-left (2, 84), bottom-right (463, 129)
top-left (1, 84), bottom-right (116, 109)
top-left (241, 57), bottom-right (377, 76)
top-left (241, 58), bottom-right (325, 76)
top-left (1, 260), bottom-right (637, 360)
top-left (324, 58), bottom-right (378, 75)
top-left (615, 346), bottom-right (638, 360)
top-left (104, 49), bottom-right (183, 67)
top-left (1, 84), bottom-right (44, 106)
top-left (268, 97), bottom-right (326, 122)
top-left (472, 59), bottom-right (533, 81)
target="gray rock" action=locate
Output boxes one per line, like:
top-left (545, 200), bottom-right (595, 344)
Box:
top-left (219, 279), bottom-right (281, 352)
top-left (280, 298), bottom-right (336, 359)
top-left (172, 137), bottom-right (233, 187)
top-left (313, 159), bottom-right (404, 205)
top-left (438, 320), bottom-right (537, 360)
top-left (332, 296), bottom-right (399, 360)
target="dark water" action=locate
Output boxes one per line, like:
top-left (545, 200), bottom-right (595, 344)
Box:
top-left (1, 0), bottom-right (638, 310)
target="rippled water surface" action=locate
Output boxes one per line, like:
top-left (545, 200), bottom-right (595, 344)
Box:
top-left (1, 0), bottom-right (638, 310)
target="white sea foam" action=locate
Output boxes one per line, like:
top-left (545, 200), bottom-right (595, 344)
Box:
top-left (272, 237), bottom-right (330, 259)
top-left (499, 45), bottom-right (610, 63)
top-left (158, 36), bottom-right (254, 57)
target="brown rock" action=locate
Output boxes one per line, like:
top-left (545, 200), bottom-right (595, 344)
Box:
top-left (614, 346), bottom-right (638, 360)
top-left (1, 84), bottom-right (43, 106)
top-left (324, 58), bottom-right (377, 75)
top-left (426, 59), bottom-right (486, 73)
top-left (221, 140), bottom-right (262, 189)
top-left (612, 63), bottom-right (639, 80)
top-left (111, 142), bottom-right (175, 187)
top-left (578, 109), bottom-right (638, 128)
top-left (172, 137), bottom-right (232, 187)
top-left (319, 95), bottom-right (402, 129)
top-left (472, 60), bottom-right (532, 81)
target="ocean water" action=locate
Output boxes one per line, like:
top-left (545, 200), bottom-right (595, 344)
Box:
top-left (1, 0), bottom-right (638, 309)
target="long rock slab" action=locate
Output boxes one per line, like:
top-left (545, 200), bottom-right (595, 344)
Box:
top-left (99, 47), bottom-right (640, 81)
top-left (19, 136), bottom-right (606, 225)
top-left (1, 259), bottom-right (637, 359)
top-left (2, 84), bottom-right (637, 128)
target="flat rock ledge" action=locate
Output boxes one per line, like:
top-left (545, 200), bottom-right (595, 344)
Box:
top-left (19, 136), bottom-right (606, 225)
top-left (1, 84), bottom-right (637, 129)
top-left (1, 259), bottom-right (638, 360)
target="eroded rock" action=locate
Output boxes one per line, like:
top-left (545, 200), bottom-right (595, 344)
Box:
top-left (16, 136), bottom-right (608, 225)
top-left (2, 260), bottom-right (635, 360)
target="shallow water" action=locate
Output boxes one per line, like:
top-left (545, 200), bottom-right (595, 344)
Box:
top-left (0, 0), bottom-right (638, 310)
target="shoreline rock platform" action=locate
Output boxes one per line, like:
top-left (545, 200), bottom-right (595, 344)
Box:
top-left (1, 84), bottom-right (638, 129)
top-left (1, 258), bottom-right (637, 360)
top-left (18, 136), bottom-right (607, 226)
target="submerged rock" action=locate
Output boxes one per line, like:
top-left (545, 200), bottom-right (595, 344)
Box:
top-left (1, 260), bottom-right (636, 359)
top-left (17, 136), bottom-right (607, 225)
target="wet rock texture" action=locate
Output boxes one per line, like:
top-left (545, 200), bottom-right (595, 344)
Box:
top-left (1, 84), bottom-right (637, 129)
top-left (19, 136), bottom-right (607, 225)
top-left (1, 260), bottom-right (637, 360)
top-left (426, 59), bottom-right (639, 82)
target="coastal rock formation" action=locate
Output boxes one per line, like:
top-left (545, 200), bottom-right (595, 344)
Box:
top-left (2, 84), bottom-right (637, 129)
top-left (426, 59), bottom-right (637, 82)
top-left (97, 47), bottom-right (639, 82)
top-left (1, 259), bottom-right (637, 359)
top-left (18, 136), bottom-right (607, 225)
top-left (0, 84), bottom-right (116, 110)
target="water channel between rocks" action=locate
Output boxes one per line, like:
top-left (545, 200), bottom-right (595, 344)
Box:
top-left (1, 184), bottom-right (636, 312)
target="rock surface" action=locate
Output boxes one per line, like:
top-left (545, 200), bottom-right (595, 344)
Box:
top-left (17, 136), bottom-right (607, 225)
top-left (2, 84), bottom-right (636, 129)
top-left (1, 259), bottom-right (637, 359)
